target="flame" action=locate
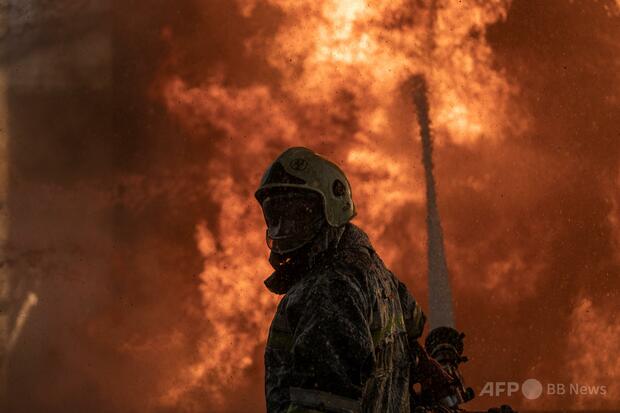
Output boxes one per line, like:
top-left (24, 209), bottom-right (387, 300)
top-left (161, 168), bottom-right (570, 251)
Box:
top-left (157, 0), bottom-right (526, 409)
top-left (160, 199), bottom-right (276, 408)
top-left (567, 297), bottom-right (620, 408)
top-left (4, 1), bottom-right (617, 412)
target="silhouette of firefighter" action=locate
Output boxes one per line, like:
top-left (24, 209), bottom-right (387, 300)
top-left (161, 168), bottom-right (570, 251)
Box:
top-left (256, 147), bottom-right (515, 413)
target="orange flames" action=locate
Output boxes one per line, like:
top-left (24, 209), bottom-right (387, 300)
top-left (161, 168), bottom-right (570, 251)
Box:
top-left (150, 0), bottom-right (620, 411)
top-left (566, 297), bottom-right (620, 409)
top-left (161, 0), bottom-right (520, 409)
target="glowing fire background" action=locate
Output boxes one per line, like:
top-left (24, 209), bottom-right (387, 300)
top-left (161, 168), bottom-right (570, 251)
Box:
top-left (5, 1), bottom-right (620, 412)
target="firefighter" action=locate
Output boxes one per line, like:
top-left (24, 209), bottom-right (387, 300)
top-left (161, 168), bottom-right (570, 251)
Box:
top-left (256, 147), bottom-right (425, 413)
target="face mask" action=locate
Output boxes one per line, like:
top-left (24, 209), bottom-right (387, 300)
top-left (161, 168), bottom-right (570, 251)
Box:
top-left (261, 192), bottom-right (325, 254)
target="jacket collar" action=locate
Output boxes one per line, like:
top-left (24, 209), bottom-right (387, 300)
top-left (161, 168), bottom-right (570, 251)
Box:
top-left (264, 223), bottom-right (371, 294)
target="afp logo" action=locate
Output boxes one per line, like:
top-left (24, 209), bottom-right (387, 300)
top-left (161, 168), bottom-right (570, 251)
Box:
top-left (480, 379), bottom-right (608, 400)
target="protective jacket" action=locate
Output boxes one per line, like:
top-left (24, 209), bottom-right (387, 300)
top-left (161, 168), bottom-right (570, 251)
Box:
top-left (264, 223), bottom-right (424, 413)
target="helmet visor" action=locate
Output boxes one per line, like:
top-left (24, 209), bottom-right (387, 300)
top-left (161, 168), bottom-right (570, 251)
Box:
top-left (261, 191), bottom-right (324, 254)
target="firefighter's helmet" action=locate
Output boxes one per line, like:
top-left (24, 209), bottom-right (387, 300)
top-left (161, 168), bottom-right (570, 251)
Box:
top-left (255, 147), bottom-right (356, 227)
